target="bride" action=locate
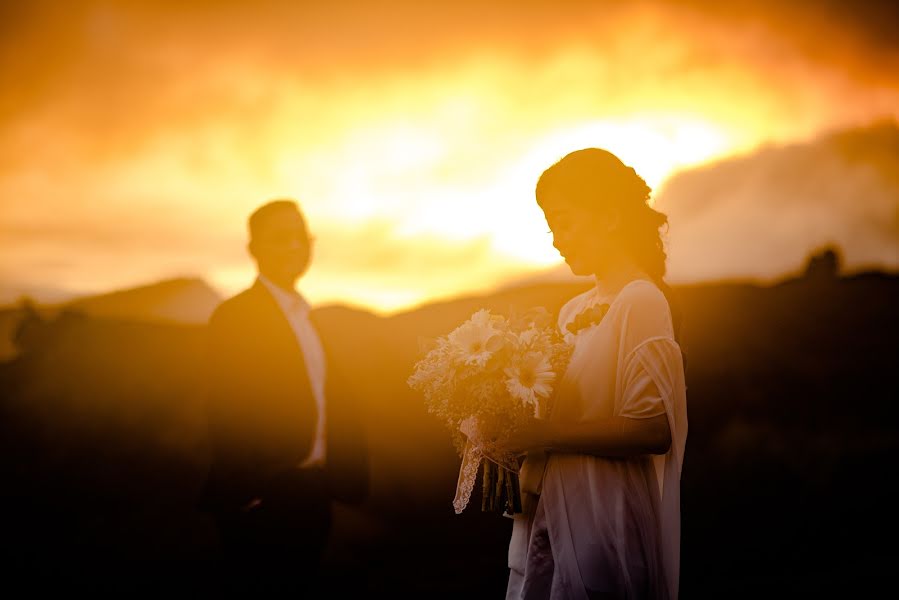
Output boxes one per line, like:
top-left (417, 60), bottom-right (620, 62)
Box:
top-left (501, 148), bottom-right (688, 599)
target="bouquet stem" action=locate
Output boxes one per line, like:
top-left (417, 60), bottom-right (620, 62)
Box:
top-left (481, 460), bottom-right (493, 512)
top-left (494, 466), bottom-right (505, 512)
top-left (481, 459), bottom-right (522, 515)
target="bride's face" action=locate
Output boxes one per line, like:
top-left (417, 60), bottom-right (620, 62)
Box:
top-left (541, 193), bottom-right (617, 276)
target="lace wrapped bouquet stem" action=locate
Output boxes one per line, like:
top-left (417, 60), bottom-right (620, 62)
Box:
top-left (481, 459), bottom-right (522, 514)
top-left (407, 307), bottom-right (572, 515)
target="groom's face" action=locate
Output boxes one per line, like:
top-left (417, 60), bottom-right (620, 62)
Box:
top-left (249, 206), bottom-right (312, 282)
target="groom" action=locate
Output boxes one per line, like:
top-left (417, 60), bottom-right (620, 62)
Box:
top-left (199, 199), bottom-right (368, 594)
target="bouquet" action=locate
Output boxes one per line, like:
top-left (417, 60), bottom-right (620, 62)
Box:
top-left (407, 307), bottom-right (572, 514)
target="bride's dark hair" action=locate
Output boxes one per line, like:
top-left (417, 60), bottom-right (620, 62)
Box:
top-left (536, 148), bottom-right (683, 344)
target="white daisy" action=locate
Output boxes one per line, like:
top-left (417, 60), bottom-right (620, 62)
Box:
top-left (448, 309), bottom-right (501, 367)
top-left (516, 327), bottom-right (540, 348)
top-left (504, 352), bottom-right (555, 408)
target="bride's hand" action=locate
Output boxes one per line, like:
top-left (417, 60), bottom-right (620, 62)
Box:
top-left (503, 418), bottom-right (554, 455)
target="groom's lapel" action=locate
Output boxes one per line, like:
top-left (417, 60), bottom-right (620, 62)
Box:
top-left (307, 308), bottom-right (339, 396)
top-left (249, 279), bottom-right (304, 358)
top-left (248, 280), bottom-right (315, 408)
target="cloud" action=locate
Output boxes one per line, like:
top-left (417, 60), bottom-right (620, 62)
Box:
top-left (3, 0), bottom-right (899, 310)
top-left (3, 1), bottom-right (897, 146)
top-left (0, 214), bottom-right (538, 313)
top-left (654, 120), bottom-right (899, 282)
top-left (250, 220), bottom-right (542, 312)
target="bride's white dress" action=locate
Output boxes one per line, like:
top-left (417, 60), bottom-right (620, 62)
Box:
top-left (506, 279), bottom-right (688, 599)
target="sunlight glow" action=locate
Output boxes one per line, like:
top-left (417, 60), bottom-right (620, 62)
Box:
top-left (3, 3), bottom-right (895, 313)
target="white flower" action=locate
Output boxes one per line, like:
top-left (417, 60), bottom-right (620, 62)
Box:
top-left (516, 327), bottom-right (539, 348)
top-left (504, 352), bottom-right (555, 408)
top-left (448, 309), bottom-right (502, 367)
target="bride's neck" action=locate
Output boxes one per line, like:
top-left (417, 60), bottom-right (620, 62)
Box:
top-left (593, 258), bottom-right (651, 297)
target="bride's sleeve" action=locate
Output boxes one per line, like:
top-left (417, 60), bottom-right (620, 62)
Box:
top-left (618, 355), bottom-right (667, 419)
top-left (611, 283), bottom-right (688, 599)
top-left (613, 284), bottom-right (688, 482)
top-left (613, 283), bottom-right (685, 426)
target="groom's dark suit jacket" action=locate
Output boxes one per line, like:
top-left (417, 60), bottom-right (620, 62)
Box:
top-left (198, 280), bottom-right (368, 515)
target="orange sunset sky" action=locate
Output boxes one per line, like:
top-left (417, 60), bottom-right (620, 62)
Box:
top-left (2, 0), bottom-right (898, 313)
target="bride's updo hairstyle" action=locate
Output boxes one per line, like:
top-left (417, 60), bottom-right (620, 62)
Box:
top-left (536, 148), bottom-right (682, 343)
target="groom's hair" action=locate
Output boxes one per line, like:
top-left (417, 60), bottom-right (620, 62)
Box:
top-left (248, 199), bottom-right (303, 241)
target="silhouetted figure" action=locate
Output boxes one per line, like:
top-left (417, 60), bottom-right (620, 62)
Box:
top-left (504, 149), bottom-right (687, 599)
top-left (12, 297), bottom-right (43, 354)
top-left (804, 246), bottom-right (842, 282)
top-left (198, 200), bottom-right (368, 596)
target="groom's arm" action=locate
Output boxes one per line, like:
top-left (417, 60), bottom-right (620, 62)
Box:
top-left (203, 301), bottom-right (265, 510)
top-left (206, 304), bottom-right (246, 443)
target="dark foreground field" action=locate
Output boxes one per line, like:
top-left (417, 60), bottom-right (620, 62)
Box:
top-left (1, 269), bottom-right (896, 597)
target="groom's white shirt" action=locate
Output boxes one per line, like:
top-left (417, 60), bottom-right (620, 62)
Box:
top-left (258, 274), bottom-right (327, 468)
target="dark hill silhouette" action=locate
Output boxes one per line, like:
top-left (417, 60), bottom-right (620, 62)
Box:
top-left (0, 278), bottom-right (223, 362)
top-left (63, 276), bottom-right (223, 324)
top-left (1, 268), bottom-right (897, 596)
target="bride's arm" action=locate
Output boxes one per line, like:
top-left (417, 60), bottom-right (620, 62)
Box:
top-left (504, 283), bottom-right (678, 458)
top-left (505, 414), bottom-right (671, 457)
top-left (548, 415), bottom-right (671, 456)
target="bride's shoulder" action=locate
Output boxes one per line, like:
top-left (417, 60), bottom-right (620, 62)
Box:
top-left (612, 279), bottom-right (674, 337)
top-left (615, 279), bottom-right (668, 311)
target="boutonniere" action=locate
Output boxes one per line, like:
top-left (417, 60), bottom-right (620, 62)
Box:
top-left (566, 303), bottom-right (610, 335)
